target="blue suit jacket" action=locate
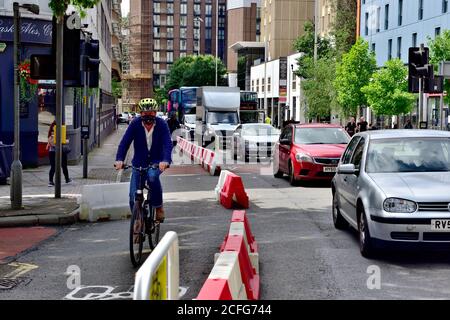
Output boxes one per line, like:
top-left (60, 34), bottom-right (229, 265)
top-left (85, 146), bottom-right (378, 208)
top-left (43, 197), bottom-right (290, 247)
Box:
top-left (115, 117), bottom-right (173, 167)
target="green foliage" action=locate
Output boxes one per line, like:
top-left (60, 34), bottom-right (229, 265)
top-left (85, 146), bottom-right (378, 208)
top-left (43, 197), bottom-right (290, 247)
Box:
top-left (153, 87), bottom-right (168, 108)
top-left (330, 0), bottom-right (358, 60)
top-left (302, 57), bottom-right (337, 119)
top-left (111, 78), bottom-right (122, 99)
top-left (165, 55), bottom-right (227, 90)
top-left (362, 59), bottom-right (415, 116)
top-left (49, 0), bottom-right (99, 17)
top-left (334, 38), bottom-right (377, 117)
top-left (428, 30), bottom-right (450, 104)
top-left (293, 21), bottom-right (334, 79)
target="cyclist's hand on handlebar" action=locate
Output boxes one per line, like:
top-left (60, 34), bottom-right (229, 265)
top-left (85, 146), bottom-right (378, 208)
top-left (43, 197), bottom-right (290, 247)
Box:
top-left (114, 161), bottom-right (124, 170)
top-left (159, 161), bottom-right (169, 172)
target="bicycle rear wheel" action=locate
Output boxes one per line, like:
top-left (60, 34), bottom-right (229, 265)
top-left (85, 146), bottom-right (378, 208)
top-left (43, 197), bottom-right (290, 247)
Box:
top-left (148, 206), bottom-right (160, 250)
top-left (130, 202), bottom-right (145, 267)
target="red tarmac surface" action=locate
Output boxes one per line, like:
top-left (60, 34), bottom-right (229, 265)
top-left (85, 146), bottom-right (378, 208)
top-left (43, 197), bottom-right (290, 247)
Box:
top-left (0, 227), bottom-right (57, 263)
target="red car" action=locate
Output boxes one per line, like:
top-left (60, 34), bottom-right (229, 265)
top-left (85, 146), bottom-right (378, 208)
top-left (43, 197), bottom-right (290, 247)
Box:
top-left (273, 123), bottom-right (350, 185)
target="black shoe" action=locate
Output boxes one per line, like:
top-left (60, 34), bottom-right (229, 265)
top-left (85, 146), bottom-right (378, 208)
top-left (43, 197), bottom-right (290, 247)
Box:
top-left (48, 181), bottom-right (55, 187)
top-left (66, 178), bottom-right (73, 184)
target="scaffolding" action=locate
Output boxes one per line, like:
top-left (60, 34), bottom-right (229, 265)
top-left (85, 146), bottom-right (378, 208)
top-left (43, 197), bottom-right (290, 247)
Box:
top-left (122, 0), bottom-right (153, 111)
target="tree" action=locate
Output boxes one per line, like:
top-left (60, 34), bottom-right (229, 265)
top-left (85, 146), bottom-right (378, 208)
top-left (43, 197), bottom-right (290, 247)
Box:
top-left (153, 87), bottom-right (168, 109)
top-left (302, 57), bottom-right (338, 120)
top-left (330, 0), bottom-right (358, 60)
top-left (111, 78), bottom-right (122, 99)
top-left (165, 55), bottom-right (227, 90)
top-left (428, 30), bottom-right (450, 104)
top-left (49, 0), bottom-right (99, 18)
top-left (334, 38), bottom-right (377, 117)
top-left (293, 21), bottom-right (334, 79)
top-left (362, 59), bottom-right (415, 117)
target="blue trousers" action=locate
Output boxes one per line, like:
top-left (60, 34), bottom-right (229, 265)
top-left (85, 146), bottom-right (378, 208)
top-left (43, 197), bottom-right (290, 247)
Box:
top-left (129, 167), bottom-right (163, 211)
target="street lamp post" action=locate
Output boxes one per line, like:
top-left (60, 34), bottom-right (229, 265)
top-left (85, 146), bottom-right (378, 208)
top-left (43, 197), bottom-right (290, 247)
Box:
top-left (215, 0), bottom-right (218, 86)
top-left (11, 2), bottom-right (39, 210)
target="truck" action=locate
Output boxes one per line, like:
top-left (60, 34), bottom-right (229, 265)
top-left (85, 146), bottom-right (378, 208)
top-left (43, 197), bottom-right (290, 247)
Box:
top-left (194, 86), bottom-right (241, 149)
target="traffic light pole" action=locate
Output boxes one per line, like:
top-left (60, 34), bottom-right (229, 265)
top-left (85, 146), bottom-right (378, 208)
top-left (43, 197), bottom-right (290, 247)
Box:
top-left (418, 77), bottom-right (423, 127)
top-left (82, 35), bottom-right (90, 179)
top-left (55, 16), bottom-right (63, 198)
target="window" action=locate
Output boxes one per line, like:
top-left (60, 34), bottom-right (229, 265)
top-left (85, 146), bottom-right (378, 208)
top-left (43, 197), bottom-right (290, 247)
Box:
top-left (154, 39), bottom-right (160, 50)
top-left (194, 4), bottom-right (201, 15)
top-left (397, 37), bottom-right (402, 59)
top-left (388, 39), bottom-right (392, 60)
top-left (167, 39), bottom-right (173, 50)
top-left (194, 28), bottom-right (200, 39)
top-left (206, 4), bottom-right (212, 15)
top-left (444, 0), bottom-right (449, 13)
top-left (398, 0), bottom-right (403, 26)
top-left (180, 16), bottom-right (187, 27)
top-left (268, 77), bottom-right (271, 92)
top-left (412, 33), bottom-right (418, 47)
top-left (153, 2), bottom-right (160, 13)
top-left (252, 80), bottom-right (254, 92)
top-left (256, 79), bottom-right (259, 93)
top-left (167, 15), bottom-right (174, 26)
top-left (292, 76), bottom-right (296, 91)
top-left (180, 3), bottom-right (187, 14)
top-left (180, 39), bottom-right (187, 51)
top-left (167, 27), bottom-right (174, 38)
top-left (153, 51), bottom-right (160, 62)
top-left (418, 0), bottom-right (423, 20)
top-left (351, 138), bottom-right (366, 169)
top-left (372, 42), bottom-right (376, 53)
top-left (342, 137), bottom-right (361, 164)
top-left (153, 27), bottom-right (160, 37)
top-left (153, 15), bottom-right (160, 25)
top-left (167, 3), bottom-right (174, 14)
top-left (205, 17), bottom-right (212, 27)
top-left (261, 78), bottom-right (265, 93)
top-left (167, 52), bottom-right (173, 63)
top-left (365, 12), bottom-right (369, 36)
top-left (376, 7), bottom-right (381, 32)
top-left (385, 4), bottom-right (389, 30)
top-left (180, 52), bottom-right (187, 58)
top-left (435, 27), bottom-right (441, 37)
top-left (180, 28), bottom-right (187, 38)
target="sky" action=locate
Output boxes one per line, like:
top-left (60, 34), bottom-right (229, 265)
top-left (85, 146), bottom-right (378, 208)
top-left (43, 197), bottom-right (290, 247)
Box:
top-left (121, 0), bottom-right (129, 17)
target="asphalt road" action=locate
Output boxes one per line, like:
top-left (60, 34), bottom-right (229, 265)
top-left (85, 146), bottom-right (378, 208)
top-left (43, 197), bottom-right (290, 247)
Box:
top-left (2, 157), bottom-right (450, 299)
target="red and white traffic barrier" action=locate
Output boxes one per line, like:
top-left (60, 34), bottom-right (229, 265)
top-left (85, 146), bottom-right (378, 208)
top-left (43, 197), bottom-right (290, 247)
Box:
top-left (219, 172), bottom-right (249, 209)
top-left (197, 210), bottom-right (259, 300)
top-left (176, 137), bottom-right (220, 176)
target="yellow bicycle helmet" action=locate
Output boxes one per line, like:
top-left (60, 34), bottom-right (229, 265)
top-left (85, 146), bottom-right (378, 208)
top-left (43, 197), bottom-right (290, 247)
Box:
top-left (138, 98), bottom-right (158, 111)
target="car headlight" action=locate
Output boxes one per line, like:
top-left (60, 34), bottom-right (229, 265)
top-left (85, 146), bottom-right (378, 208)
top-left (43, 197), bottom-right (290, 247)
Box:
top-left (383, 198), bottom-right (417, 213)
top-left (295, 153), bottom-right (313, 163)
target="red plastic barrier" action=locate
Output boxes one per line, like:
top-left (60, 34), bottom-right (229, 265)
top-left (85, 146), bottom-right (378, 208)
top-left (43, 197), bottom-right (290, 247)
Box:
top-left (196, 279), bottom-right (233, 300)
top-left (222, 235), bottom-right (259, 300)
top-left (219, 172), bottom-right (249, 209)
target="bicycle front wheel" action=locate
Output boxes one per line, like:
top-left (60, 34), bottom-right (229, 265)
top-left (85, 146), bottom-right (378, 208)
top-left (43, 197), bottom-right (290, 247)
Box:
top-left (130, 203), bottom-right (145, 267)
top-left (148, 206), bottom-right (160, 250)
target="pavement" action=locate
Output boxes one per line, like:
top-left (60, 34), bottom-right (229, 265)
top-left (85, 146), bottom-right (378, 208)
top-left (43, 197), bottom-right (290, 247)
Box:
top-left (0, 125), bottom-right (131, 228)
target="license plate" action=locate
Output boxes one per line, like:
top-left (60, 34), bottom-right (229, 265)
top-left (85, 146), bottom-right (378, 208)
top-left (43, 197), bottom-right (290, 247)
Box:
top-left (323, 167), bottom-right (337, 173)
top-left (431, 220), bottom-right (450, 231)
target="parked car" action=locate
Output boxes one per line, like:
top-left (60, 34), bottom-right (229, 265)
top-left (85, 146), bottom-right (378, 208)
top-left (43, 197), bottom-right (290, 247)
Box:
top-left (118, 112), bottom-right (131, 124)
top-left (332, 130), bottom-right (450, 257)
top-left (273, 123), bottom-right (350, 185)
top-left (182, 114), bottom-right (196, 140)
top-left (233, 123), bottom-right (280, 162)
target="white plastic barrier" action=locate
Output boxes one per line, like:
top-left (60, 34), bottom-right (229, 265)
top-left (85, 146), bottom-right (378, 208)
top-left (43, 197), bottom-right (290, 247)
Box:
top-left (78, 183), bottom-right (130, 222)
top-left (133, 231), bottom-right (179, 300)
top-left (214, 170), bottom-right (231, 201)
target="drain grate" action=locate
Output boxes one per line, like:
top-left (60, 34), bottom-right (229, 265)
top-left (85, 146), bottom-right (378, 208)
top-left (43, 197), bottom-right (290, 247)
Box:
top-left (0, 277), bottom-right (30, 290)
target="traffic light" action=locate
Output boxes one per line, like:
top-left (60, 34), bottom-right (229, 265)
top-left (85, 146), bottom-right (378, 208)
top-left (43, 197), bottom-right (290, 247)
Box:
top-left (30, 15), bottom-right (81, 81)
top-left (408, 46), bottom-right (434, 93)
top-left (80, 39), bottom-right (100, 88)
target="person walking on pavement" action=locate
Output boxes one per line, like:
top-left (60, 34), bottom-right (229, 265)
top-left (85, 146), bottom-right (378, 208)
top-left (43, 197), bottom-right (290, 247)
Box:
top-left (357, 116), bottom-right (368, 132)
top-left (166, 112), bottom-right (181, 147)
top-left (404, 119), bottom-right (413, 129)
top-left (114, 102), bottom-right (172, 223)
top-left (47, 120), bottom-right (72, 187)
top-left (345, 117), bottom-right (357, 136)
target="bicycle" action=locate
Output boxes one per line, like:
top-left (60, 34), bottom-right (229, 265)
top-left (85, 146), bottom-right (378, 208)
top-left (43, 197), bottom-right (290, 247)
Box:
top-left (121, 164), bottom-right (162, 267)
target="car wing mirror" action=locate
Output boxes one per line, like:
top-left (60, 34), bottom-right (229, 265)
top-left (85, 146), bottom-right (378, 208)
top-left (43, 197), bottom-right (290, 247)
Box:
top-left (280, 139), bottom-right (291, 146)
top-left (338, 163), bottom-right (359, 175)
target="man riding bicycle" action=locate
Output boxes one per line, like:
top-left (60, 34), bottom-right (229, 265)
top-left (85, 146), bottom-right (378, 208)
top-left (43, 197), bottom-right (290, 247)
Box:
top-left (114, 99), bottom-right (172, 222)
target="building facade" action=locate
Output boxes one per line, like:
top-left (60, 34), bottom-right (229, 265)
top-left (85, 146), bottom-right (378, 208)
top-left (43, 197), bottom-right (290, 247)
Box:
top-left (226, 0), bottom-right (261, 74)
top-left (318, 0), bottom-right (334, 37)
top-left (250, 52), bottom-right (306, 127)
top-left (261, 0), bottom-right (315, 61)
top-left (360, 0), bottom-right (450, 66)
top-left (125, 0), bottom-right (227, 109)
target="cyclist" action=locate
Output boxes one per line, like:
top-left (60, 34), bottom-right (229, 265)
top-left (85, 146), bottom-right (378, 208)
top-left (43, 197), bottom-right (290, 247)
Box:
top-left (114, 99), bottom-right (172, 222)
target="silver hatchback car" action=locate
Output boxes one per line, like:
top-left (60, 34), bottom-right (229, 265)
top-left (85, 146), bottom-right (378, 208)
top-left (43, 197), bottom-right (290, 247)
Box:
top-left (332, 130), bottom-right (450, 257)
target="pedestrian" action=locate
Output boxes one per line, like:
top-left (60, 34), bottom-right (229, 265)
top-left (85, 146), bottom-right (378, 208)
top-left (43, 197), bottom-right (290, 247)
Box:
top-left (47, 121), bottom-right (72, 187)
top-left (368, 123), bottom-right (378, 130)
top-left (345, 117), bottom-right (357, 136)
top-left (265, 116), bottom-right (271, 125)
top-left (166, 112), bottom-right (181, 147)
top-left (404, 119), bottom-right (413, 129)
top-left (357, 116), bottom-right (368, 132)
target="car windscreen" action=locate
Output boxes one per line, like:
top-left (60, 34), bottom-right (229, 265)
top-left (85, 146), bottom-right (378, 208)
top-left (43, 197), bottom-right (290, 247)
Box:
top-left (366, 138), bottom-right (450, 173)
top-left (294, 128), bottom-right (350, 144)
top-left (242, 125), bottom-right (279, 136)
top-left (207, 112), bottom-right (238, 125)
top-left (184, 115), bottom-right (196, 124)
